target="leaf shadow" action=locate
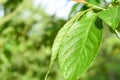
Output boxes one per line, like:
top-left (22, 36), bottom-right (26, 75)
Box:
top-left (94, 17), bottom-right (103, 29)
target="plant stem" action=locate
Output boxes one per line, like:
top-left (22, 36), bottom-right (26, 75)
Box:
top-left (84, 2), bottom-right (106, 10)
top-left (76, 7), bottom-right (94, 21)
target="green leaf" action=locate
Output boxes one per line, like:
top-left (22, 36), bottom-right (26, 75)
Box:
top-left (98, 6), bottom-right (120, 30)
top-left (50, 9), bottom-right (93, 69)
top-left (58, 11), bottom-right (103, 80)
top-left (45, 11), bottom-right (83, 80)
top-left (51, 12), bottom-right (81, 64)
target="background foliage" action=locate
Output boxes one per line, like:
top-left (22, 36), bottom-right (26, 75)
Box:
top-left (0, 0), bottom-right (120, 80)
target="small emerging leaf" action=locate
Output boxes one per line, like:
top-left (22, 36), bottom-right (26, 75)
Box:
top-left (98, 6), bottom-right (120, 30)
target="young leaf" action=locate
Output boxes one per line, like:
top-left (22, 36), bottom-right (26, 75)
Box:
top-left (58, 11), bottom-right (103, 80)
top-left (45, 11), bottom-right (83, 80)
top-left (98, 6), bottom-right (120, 30)
top-left (51, 8), bottom-right (93, 66)
top-left (51, 12), bottom-right (82, 64)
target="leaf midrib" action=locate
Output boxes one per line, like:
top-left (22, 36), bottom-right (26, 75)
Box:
top-left (74, 15), bottom-right (96, 79)
top-left (113, 7), bottom-right (118, 29)
top-left (58, 11), bottom-right (88, 59)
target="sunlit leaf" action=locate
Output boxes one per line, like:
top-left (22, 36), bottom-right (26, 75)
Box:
top-left (58, 11), bottom-right (103, 80)
top-left (98, 6), bottom-right (120, 30)
top-left (45, 11), bottom-right (83, 80)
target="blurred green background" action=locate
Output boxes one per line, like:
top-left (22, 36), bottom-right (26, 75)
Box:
top-left (0, 0), bottom-right (120, 80)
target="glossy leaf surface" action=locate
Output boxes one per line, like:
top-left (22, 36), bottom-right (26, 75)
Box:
top-left (98, 6), bottom-right (120, 30)
top-left (58, 11), bottom-right (103, 80)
